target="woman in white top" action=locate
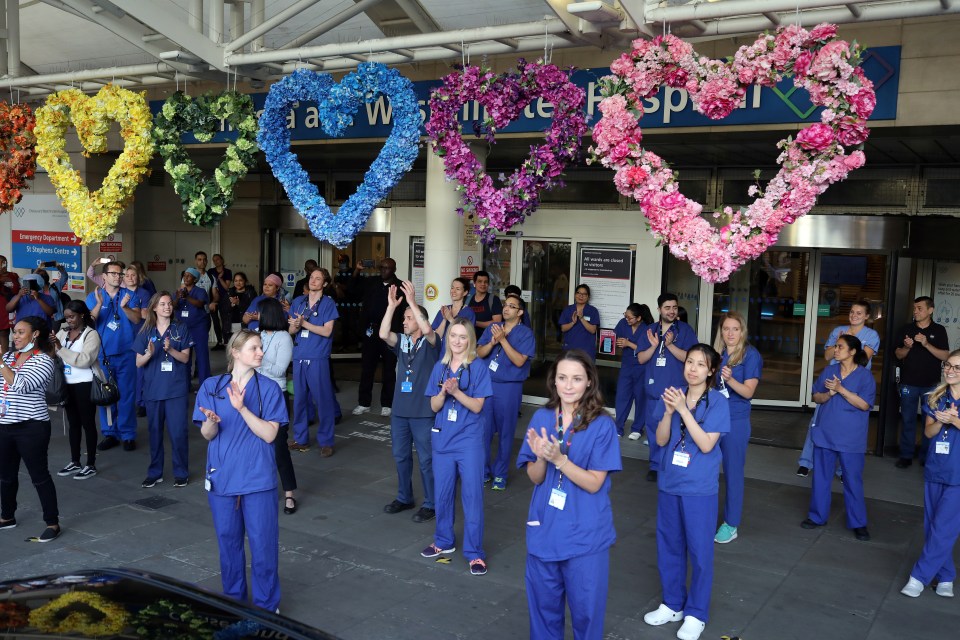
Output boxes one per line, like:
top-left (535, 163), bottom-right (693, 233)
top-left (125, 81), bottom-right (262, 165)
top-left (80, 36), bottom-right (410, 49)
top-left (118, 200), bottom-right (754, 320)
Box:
top-left (53, 301), bottom-right (102, 480)
top-left (256, 298), bottom-right (298, 515)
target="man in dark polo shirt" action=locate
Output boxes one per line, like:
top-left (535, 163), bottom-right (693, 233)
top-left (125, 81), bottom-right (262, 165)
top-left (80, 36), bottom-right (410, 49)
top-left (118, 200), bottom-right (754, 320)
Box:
top-left (893, 296), bottom-right (950, 468)
top-left (467, 271), bottom-right (503, 338)
top-left (353, 257), bottom-right (406, 416)
top-left (378, 280), bottom-right (439, 522)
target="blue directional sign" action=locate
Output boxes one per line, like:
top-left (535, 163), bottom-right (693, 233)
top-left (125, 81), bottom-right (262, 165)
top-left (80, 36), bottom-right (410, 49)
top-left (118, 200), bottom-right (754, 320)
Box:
top-left (11, 243), bottom-right (81, 271)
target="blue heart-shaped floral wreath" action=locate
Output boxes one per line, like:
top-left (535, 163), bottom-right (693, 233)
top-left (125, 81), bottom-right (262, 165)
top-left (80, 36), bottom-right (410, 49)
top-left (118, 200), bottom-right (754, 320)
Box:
top-left (258, 63), bottom-right (420, 247)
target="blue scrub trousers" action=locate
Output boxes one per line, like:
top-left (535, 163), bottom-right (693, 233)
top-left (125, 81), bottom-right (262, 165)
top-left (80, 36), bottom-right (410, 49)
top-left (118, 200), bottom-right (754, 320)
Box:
top-left (484, 381), bottom-right (523, 480)
top-left (99, 350), bottom-right (137, 441)
top-left (910, 482), bottom-right (960, 585)
top-left (615, 366), bottom-right (645, 436)
top-left (644, 402), bottom-right (662, 470)
top-left (526, 549), bottom-right (609, 640)
top-left (145, 396), bottom-right (189, 479)
top-left (656, 492), bottom-right (716, 622)
top-left (208, 488), bottom-right (281, 611)
top-left (433, 444), bottom-right (485, 561)
top-left (719, 415), bottom-right (750, 527)
top-left (798, 407), bottom-right (842, 477)
top-left (900, 384), bottom-right (935, 461)
top-left (392, 415), bottom-right (434, 509)
top-left (808, 447), bottom-right (867, 529)
top-left (190, 321), bottom-right (211, 382)
top-left (136, 366), bottom-right (145, 410)
top-left (292, 358), bottom-right (336, 447)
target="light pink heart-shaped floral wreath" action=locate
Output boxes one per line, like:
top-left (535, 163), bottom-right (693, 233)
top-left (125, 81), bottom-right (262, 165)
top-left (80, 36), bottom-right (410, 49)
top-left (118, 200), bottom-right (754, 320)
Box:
top-left (591, 23), bottom-right (876, 283)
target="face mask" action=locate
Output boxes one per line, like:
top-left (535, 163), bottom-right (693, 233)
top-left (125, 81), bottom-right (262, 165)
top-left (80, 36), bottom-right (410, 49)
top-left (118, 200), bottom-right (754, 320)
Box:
top-left (18, 341), bottom-right (35, 353)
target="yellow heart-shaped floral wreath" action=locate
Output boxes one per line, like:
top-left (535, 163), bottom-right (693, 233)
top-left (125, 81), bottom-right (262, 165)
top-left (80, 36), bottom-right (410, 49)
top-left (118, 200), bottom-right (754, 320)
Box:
top-left (36, 84), bottom-right (154, 243)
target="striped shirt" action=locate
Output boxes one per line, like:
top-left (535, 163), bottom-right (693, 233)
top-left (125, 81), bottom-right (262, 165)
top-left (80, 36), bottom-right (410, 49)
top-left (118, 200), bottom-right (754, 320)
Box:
top-left (0, 351), bottom-right (54, 424)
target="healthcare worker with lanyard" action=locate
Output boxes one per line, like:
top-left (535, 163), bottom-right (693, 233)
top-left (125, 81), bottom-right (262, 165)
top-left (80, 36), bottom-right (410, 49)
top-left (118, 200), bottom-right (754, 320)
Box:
top-left (645, 344), bottom-right (730, 640)
top-left (636, 293), bottom-right (698, 482)
top-left (558, 284), bottom-right (600, 360)
top-left (194, 330), bottom-right (288, 613)
top-left (177, 268), bottom-right (210, 383)
top-left (287, 268), bottom-right (339, 456)
top-left (614, 303), bottom-right (649, 439)
top-left (421, 318), bottom-right (492, 576)
top-left (477, 292), bottom-right (535, 491)
top-left (134, 292), bottom-right (193, 488)
top-left (517, 349), bottom-right (622, 640)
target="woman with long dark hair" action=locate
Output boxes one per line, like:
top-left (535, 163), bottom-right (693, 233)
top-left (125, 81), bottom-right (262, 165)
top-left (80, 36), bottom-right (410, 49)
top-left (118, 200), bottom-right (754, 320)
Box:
top-left (53, 301), bottom-right (102, 480)
top-left (0, 316), bottom-right (60, 542)
top-left (517, 349), bottom-right (621, 639)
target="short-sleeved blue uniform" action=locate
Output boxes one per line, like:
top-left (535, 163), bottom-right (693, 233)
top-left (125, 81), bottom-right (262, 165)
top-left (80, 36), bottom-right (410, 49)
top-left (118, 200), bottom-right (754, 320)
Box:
top-left (517, 409), bottom-right (622, 640)
top-left (177, 286), bottom-right (211, 382)
top-left (478, 322), bottom-right (537, 482)
top-left (559, 304), bottom-right (600, 359)
top-left (193, 372), bottom-right (289, 612)
top-left (652, 388), bottom-right (730, 623)
top-left (425, 358), bottom-right (492, 561)
top-left (431, 306), bottom-right (477, 354)
top-left (614, 318), bottom-right (647, 436)
top-left (244, 294), bottom-right (283, 332)
top-left (289, 294), bottom-right (339, 447)
top-left (14, 292), bottom-right (56, 324)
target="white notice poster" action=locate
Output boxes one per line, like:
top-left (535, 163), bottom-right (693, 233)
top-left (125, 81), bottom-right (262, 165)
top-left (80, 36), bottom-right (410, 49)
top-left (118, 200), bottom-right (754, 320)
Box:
top-left (934, 261), bottom-right (960, 351)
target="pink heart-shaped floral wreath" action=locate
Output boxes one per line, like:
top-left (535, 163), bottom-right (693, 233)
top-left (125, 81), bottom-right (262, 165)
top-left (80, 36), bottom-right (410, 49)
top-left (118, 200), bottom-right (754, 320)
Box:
top-left (591, 24), bottom-right (875, 283)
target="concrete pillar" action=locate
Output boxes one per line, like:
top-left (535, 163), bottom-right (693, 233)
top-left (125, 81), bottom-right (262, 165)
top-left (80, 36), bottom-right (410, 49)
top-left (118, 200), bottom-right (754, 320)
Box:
top-left (423, 143), bottom-right (460, 321)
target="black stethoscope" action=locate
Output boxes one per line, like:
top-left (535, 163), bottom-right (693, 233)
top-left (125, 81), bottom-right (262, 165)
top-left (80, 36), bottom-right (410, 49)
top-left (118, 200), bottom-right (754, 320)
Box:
top-left (212, 372), bottom-right (263, 416)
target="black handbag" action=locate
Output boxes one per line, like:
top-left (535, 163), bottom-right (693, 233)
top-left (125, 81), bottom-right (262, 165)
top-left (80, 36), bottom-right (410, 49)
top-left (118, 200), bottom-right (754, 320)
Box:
top-left (45, 356), bottom-right (68, 406)
top-left (90, 333), bottom-right (120, 407)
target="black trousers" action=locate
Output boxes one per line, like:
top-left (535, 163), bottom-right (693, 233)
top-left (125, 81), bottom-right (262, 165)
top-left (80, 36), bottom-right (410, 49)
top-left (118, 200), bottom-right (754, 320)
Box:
top-left (358, 335), bottom-right (397, 408)
top-left (0, 420), bottom-right (59, 526)
top-left (211, 303), bottom-right (224, 344)
top-left (273, 424), bottom-right (297, 493)
top-left (64, 381), bottom-right (97, 467)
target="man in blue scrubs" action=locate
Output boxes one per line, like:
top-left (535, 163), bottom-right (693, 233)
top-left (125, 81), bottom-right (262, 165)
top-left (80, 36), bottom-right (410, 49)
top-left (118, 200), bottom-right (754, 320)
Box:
top-left (176, 268), bottom-right (211, 382)
top-left (379, 281), bottom-right (440, 522)
top-left (636, 293), bottom-right (698, 482)
top-left (477, 293), bottom-right (535, 491)
top-left (86, 261), bottom-right (144, 451)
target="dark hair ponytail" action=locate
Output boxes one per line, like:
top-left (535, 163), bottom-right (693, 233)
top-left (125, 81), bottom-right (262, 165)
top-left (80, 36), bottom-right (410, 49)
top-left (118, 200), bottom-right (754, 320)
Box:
top-left (838, 334), bottom-right (868, 367)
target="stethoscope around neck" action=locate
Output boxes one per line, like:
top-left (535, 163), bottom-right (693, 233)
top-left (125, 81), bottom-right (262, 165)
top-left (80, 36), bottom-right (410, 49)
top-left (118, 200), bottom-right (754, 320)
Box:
top-left (212, 371), bottom-right (263, 416)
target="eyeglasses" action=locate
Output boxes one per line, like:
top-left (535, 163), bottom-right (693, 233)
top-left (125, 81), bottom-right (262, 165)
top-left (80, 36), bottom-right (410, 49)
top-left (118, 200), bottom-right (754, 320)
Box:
top-left (944, 363), bottom-right (960, 373)
top-left (105, 271), bottom-right (123, 276)
top-left (623, 314), bottom-right (636, 321)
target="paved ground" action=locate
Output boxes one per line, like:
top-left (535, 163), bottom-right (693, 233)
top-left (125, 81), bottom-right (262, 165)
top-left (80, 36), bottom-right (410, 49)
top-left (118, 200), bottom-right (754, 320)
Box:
top-left (1, 355), bottom-right (958, 639)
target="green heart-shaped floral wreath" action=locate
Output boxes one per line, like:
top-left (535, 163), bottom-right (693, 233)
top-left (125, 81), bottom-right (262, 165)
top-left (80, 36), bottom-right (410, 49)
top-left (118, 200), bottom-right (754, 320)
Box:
top-left (153, 91), bottom-right (258, 226)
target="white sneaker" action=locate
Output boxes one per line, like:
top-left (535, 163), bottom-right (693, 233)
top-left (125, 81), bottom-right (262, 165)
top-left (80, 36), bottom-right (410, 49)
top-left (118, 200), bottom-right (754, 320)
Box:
top-left (677, 616), bottom-right (705, 640)
top-left (352, 405), bottom-right (370, 416)
top-left (936, 581), bottom-right (954, 597)
top-left (644, 604), bottom-right (683, 626)
top-left (901, 576), bottom-right (924, 598)
top-left (381, 407), bottom-right (392, 417)
top-left (628, 432), bottom-right (641, 441)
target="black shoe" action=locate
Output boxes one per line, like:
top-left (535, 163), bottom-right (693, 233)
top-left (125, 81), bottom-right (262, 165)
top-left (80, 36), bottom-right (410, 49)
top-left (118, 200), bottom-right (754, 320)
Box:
top-left (853, 526), bottom-right (871, 541)
top-left (136, 406), bottom-right (147, 417)
top-left (412, 507), bottom-right (435, 523)
top-left (30, 526), bottom-right (61, 543)
top-left (173, 477), bottom-right (188, 488)
top-left (284, 497), bottom-right (297, 515)
top-left (895, 458), bottom-right (912, 469)
top-left (796, 466), bottom-right (810, 477)
top-left (122, 440), bottom-right (136, 451)
top-left (383, 500), bottom-right (415, 514)
top-left (646, 470), bottom-right (657, 482)
top-left (141, 477), bottom-right (163, 488)
top-left (0, 518), bottom-right (16, 530)
top-left (800, 518), bottom-right (823, 529)
top-left (97, 436), bottom-right (120, 451)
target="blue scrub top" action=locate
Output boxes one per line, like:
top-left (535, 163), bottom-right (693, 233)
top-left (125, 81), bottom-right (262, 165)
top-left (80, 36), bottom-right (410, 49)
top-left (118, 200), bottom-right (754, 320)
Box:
top-left (478, 322), bottom-right (536, 383)
top-left (825, 326), bottom-right (880, 368)
top-left (811, 363), bottom-right (876, 453)
top-left (559, 304), bottom-right (600, 356)
top-left (431, 306), bottom-right (477, 353)
top-left (289, 294), bottom-right (338, 359)
top-left (653, 388), bottom-right (731, 497)
top-left (614, 318), bottom-right (645, 369)
top-left (717, 346), bottom-right (763, 420)
top-left (391, 334), bottom-right (441, 419)
top-left (636, 320), bottom-right (698, 399)
top-left (517, 409), bottom-right (622, 561)
top-left (125, 286), bottom-right (153, 316)
top-left (425, 358), bottom-right (492, 454)
top-left (193, 372), bottom-right (289, 496)
top-left (85, 288), bottom-right (143, 356)
top-left (132, 322), bottom-right (194, 401)
top-left (923, 393), bottom-right (960, 486)
top-left (244, 294), bottom-right (283, 331)
top-left (16, 292), bottom-right (56, 323)
top-left (176, 286), bottom-right (209, 329)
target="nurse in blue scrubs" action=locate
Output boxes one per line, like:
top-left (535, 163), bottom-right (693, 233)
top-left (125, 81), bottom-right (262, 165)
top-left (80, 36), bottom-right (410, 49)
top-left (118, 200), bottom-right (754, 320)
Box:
top-left (614, 303), bottom-right (649, 438)
top-left (559, 284), bottom-right (600, 360)
top-left (801, 334), bottom-right (876, 541)
top-left (176, 268), bottom-right (210, 382)
top-left (420, 318), bottom-right (492, 576)
top-left (243, 274), bottom-right (289, 332)
top-left (431, 277), bottom-right (476, 354)
top-left (902, 348), bottom-right (960, 599)
top-left (194, 330), bottom-right (289, 612)
top-left (133, 292), bottom-right (193, 488)
top-left (517, 349), bottom-right (622, 640)
top-left (287, 268), bottom-right (339, 455)
top-left (712, 311), bottom-right (762, 544)
top-left (635, 293), bottom-right (698, 480)
top-left (477, 293), bottom-right (536, 491)
top-left (645, 344), bottom-right (730, 640)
